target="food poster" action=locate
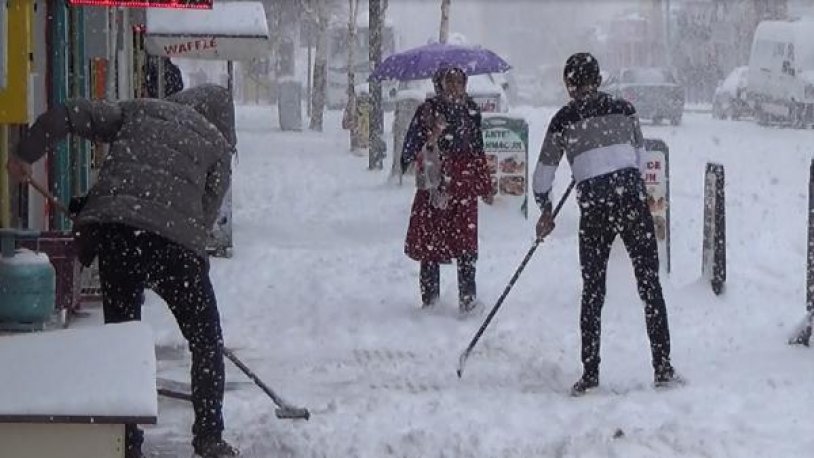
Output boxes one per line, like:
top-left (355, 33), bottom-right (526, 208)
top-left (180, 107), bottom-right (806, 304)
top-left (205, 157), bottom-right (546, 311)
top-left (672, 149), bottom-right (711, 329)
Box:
top-left (482, 116), bottom-right (529, 218)
top-left (641, 141), bottom-right (671, 273)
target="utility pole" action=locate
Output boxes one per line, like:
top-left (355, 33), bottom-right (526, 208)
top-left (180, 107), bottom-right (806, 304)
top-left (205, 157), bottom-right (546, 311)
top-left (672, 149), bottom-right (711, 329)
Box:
top-left (368, 0), bottom-right (385, 170)
top-left (439, 0), bottom-right (451, 44)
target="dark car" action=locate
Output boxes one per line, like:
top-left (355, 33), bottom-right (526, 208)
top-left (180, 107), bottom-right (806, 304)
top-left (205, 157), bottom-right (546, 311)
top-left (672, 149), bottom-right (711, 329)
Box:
top-left (602, 67), bottom-right (685, 125)
top-left (712, 66), bottom-right (751, 120)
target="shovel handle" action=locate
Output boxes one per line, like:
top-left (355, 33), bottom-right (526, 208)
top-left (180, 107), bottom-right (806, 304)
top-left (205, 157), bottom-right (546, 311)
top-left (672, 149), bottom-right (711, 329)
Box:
top-left (25, 176), bottom-right (74, 222)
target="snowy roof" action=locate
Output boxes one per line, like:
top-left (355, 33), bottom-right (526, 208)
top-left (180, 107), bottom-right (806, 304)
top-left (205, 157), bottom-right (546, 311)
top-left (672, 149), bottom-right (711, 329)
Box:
top-left (146, 1), bottom-right (269, 37)
top-left (0, 322), bottom-right (157, 423)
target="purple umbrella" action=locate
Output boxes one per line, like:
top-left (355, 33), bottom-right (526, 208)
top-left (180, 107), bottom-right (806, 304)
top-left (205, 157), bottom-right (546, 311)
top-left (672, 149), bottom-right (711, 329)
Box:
top-left (368, 42), bottom-right (511, 82)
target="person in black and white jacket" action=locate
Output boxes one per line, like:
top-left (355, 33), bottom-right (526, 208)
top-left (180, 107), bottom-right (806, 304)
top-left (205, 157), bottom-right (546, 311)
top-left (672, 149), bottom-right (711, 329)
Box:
top-left (534, 53), bottom-right (682, 396)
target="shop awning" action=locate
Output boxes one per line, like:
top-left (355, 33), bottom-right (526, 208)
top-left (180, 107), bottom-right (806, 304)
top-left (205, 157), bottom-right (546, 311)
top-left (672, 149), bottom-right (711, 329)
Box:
top-left (145, 1), bottom-right (270, 61)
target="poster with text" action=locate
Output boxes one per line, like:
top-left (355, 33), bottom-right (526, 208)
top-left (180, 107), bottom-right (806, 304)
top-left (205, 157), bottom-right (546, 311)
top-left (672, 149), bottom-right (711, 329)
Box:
top-left (642, 139), bottom-right (671, 273)
top-left (482, 115), bottom-right (529, 218)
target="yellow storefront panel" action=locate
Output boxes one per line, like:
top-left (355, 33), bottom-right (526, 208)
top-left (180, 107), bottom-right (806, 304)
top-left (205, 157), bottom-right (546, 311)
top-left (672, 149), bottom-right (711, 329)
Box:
top-left (0, 0), bottom-right (32, 124)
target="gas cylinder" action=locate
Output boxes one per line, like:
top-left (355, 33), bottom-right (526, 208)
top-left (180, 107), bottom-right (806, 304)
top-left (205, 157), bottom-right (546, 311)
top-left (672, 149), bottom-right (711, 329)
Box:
top-left (0, 229), bottom-right (56, 328)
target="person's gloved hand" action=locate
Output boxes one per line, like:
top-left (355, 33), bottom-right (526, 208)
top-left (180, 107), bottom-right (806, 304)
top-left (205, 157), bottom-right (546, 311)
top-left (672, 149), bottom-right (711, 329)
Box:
top-left (536, 203), bottom-right (555, 241)
top-left (68, 196), bottom-right (88, 216)
top-left (6, 156), bottom-right (32, 181)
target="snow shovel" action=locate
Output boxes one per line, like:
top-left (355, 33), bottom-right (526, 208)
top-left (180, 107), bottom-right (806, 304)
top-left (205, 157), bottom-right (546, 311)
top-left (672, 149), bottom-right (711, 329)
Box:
top-left (457, 180), bottom-right (575, 378)
top-left (224, 348), bottom-right (311, 420)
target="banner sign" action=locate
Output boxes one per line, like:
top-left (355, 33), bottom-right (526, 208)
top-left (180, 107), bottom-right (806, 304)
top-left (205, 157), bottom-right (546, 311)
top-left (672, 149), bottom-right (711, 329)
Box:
top-left (144, 35), bottom-right (270, 61)
top-left (482, 115), bottom-right (529, 218)
top-left (642, 138), bottom-right (671, 273)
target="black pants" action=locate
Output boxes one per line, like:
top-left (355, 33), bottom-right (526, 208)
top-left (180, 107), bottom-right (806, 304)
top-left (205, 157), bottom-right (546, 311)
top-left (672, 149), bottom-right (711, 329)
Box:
top-left (420, 253), bottom-right (477, 306)
top-left (577, 170), bottom-right (672, 375)
top-left (95, 224), bottom-right (225, 451)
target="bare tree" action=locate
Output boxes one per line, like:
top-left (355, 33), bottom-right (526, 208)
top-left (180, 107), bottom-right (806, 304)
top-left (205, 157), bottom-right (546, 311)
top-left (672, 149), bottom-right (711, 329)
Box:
top-left (304, 0), bottom-right (332, 131)
top-left (439, 0), bottom-right (451, 44)
top-left (342, 0), bottom-right (362, 150)
top-left (369, 0), bottom-right (388, 169)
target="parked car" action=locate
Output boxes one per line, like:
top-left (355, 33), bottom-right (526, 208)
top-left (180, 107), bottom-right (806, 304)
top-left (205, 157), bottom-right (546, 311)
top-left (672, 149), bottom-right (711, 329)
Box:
top-left (510, 71), bottom-right (543, 106)
top-left (393, 73), bottom-right (510, 113)
top-left (713, 66), bottom-right (751, 120)
top-left (746, 19), bottom-right (814, 127)
top-left (602, 67), bottom-right (685, 125)
top-left (535, 64), bottom-right (569, 107)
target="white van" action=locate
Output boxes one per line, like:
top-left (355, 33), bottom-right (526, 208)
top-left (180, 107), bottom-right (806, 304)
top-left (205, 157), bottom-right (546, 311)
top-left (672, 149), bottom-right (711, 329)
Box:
top-left (747, 19), bottom-right (814, 126)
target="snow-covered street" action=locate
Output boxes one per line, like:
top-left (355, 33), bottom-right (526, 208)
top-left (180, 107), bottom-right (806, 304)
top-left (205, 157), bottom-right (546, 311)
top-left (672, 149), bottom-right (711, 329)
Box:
top-left (141, 107), bottom-right (814, 457)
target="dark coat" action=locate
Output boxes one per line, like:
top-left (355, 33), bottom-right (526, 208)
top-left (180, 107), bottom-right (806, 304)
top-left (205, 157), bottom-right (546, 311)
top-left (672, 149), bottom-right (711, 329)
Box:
top-left (16, 85), bottom-right (235, 260)
top-left (404, 96), bottom-right (492, 263)
top-left (145, 58), bottom-right (185, 98)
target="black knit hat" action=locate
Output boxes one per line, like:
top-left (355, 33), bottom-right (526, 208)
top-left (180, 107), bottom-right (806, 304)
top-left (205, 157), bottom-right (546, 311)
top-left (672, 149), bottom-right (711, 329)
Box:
top-left (563, 52), bottom-right (601, 88)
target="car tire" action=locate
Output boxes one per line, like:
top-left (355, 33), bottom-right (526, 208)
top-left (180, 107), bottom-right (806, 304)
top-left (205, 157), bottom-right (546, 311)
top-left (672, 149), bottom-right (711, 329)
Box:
top-left (669, 116), bottom-right (681, 126)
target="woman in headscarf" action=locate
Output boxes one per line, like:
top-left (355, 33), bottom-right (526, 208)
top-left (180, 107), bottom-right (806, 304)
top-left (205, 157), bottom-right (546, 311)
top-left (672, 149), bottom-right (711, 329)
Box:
top-left (403, 66), bottom-right (493, 314)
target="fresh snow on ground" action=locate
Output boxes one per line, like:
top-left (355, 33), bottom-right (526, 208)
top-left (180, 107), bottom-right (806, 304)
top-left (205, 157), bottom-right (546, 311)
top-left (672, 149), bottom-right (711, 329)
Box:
top-left (139, 106), bottom-right (814, 457)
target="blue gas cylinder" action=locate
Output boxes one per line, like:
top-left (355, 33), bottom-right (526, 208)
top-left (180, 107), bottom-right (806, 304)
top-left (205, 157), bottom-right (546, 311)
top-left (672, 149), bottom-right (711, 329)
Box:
top-left (0, 229), bottom-right (56, 325)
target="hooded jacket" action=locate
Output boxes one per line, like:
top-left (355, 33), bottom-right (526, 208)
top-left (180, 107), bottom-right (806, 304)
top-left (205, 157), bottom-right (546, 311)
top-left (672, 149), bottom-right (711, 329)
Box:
top-left (16, 84), bottom-right (236, 257)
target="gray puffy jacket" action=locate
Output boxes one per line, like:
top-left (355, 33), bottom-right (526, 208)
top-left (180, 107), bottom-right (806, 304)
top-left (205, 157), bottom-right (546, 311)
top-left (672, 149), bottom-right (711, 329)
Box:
top-left (16, 84), bottom-right (235, 257)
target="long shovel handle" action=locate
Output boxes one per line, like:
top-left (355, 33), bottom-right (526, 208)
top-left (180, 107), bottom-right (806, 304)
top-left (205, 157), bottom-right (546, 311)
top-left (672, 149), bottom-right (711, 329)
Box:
top-left (25, 176), bottom-right (74, 222)
top-left (457, 180), bottom-right (576, 378)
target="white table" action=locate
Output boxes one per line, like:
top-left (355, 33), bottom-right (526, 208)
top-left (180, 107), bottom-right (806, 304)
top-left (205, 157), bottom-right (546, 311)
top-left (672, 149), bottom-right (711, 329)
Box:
top-left (0, 322), bottom-right (157, 457)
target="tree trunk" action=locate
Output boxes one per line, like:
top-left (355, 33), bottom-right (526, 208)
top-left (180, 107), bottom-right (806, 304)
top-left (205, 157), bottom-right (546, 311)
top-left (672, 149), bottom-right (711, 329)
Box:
top-left (310, 0), bottom-right (329, 131)
top-left (344, 0), bottom-right (361, 150)
top-left (439, 0), bottom-right (451, 44)
top-left (368, 0), bottom-right (386, 169)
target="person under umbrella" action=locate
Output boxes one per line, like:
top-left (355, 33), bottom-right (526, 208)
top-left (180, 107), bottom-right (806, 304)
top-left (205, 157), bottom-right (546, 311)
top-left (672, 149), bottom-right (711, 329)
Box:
top-left (403, 66), bottom-right (494, 313)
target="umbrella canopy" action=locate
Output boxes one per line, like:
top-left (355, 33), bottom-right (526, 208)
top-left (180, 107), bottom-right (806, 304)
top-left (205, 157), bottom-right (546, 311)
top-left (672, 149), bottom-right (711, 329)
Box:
top-left (368, 42), bottom-right (511, 82)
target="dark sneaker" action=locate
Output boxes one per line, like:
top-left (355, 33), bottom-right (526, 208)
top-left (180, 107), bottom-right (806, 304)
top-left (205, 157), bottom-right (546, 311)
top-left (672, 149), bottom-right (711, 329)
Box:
top-left (570, 372), bottom-right (599, 397)
top-left (194, 438), bottom-right (240, 458)
top-left (654, 365), bottom-right (685, 389)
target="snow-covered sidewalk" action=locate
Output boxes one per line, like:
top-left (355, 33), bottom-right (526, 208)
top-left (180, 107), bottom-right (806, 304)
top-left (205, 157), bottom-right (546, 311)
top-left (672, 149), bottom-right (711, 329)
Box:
top-left (141, 106), bottom-right (814, 457)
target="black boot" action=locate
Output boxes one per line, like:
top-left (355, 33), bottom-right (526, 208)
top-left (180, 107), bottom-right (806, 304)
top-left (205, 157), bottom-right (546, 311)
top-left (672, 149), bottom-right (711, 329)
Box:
top-left (124, 424), bottom-right (144, 458)
top-left (457, 253), bottom-right (479, 314)
top-left (420, 262), bottom-right (440, 308)
top-left (124, 448), bottom-right (145, 458)
top-left (193, 437), bottom-right (240, 458)
top-left (570, 370), bottom-right (599, 397)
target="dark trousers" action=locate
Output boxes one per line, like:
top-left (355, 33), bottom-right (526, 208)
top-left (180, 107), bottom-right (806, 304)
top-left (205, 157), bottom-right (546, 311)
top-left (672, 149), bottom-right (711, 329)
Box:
top-left (95, 224), bottom-right (225, 451)
top-left (577, 170), bottom-right (672, 375)
top-left (420, 253), bottom-right (477, 305)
